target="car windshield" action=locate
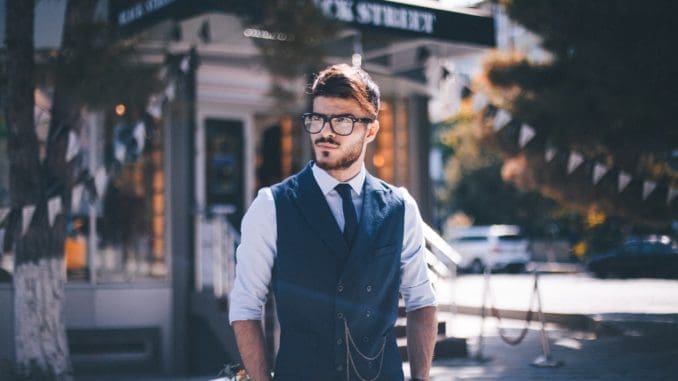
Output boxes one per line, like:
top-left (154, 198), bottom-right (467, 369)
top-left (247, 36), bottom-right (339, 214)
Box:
top-left (498, 234), bottom-right (523, 242)
top-left (457, 236), bottom-right (486, 242)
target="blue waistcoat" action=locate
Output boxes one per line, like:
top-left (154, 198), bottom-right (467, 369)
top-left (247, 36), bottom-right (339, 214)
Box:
top-left (270, 163), bottom-right (405, 381)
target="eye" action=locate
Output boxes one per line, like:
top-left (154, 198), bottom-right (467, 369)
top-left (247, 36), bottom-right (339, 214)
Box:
top-left (334, 116), bottom-right (353, 123)
top-left (310, 114), bottom-right (324, 122)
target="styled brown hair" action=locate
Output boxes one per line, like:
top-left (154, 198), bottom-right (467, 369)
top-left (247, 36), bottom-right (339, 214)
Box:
top-left (310, 64), bottom-right (381, 117)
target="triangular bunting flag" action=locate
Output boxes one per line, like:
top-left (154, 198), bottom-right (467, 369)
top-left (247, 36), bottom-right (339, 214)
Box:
top-left (493, 109), bottom-right (512, 132)
top-left (567, 151), bottom-right (584, 174)
top-left (146, 95), bottom-right (163, 119)
top-left (545, 147), bottom-right (556, 162)
top-left (593, 163), bottom-right (609, 185)
top-left (95, 168), bottom-right (108, 199)
top-left (114, 141), bottom-right (126, 163)
top-left (180, 55), bottom-right (191, 73)
top-left (66, 130), bottom-right (80, 162)
top-left (472, 93), bottom-right (489, 112)
top-left (518, 124), bottom-right (536, 148)
top-left (134, 122), bottom-right (146, 154)
top-left (22, 205), bottom-right (36, 236)
top-left (0, 207), bottom-right (9, 225)
top-left (72, 184), bottom-right (84, 210)
top-left (48, 197), bottom-right (62, 227)
top-left (642, 181), bottom-right (657, 201)
top-left (165, 82), bottom-right (176, 102)
top-left (668, 187), bottom-right (678, 205)
top-left (618, 171), bottom-right (632, 193)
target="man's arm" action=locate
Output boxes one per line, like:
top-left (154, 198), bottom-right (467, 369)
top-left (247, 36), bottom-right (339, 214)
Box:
top-left (229, 188), bottom-right (277, 380)
top-left (232, 320), bottom-right (272, 381)
top-left (398, 187), bottom-right (438, 380)
top-left (406, 306), bottom-right (437, 381)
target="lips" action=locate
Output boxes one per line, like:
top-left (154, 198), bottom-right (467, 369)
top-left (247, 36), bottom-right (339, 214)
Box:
top-left (314, 137), bottom-right (339, 149)
top-left (316, 143), bottom-right (339, 149)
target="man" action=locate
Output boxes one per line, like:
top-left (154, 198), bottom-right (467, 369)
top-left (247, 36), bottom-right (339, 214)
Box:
top-left (229, 64), bottom-right (437, 381)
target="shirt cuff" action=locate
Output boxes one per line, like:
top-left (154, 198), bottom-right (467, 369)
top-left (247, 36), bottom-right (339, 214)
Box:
top-left (228, 306), bottom-right (263, 325)
top-left (401, 280), bottom-right (437, 313)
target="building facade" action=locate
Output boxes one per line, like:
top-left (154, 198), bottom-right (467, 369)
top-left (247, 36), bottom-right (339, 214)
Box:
top-left (0, 0), bottom-right (495, 376)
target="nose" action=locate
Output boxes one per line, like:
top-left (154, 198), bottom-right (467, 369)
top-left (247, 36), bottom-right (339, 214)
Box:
top-left (318, 120), bottom-right (335, 137)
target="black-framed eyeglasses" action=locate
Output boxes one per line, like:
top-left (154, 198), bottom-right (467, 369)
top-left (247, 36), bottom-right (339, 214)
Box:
top-left (301, 112), bottom-right (375, 136)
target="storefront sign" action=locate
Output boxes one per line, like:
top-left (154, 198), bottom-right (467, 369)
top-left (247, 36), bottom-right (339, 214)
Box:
top-left (110, 0), bottom-right (494, 46)
top-left (314, 0), bottom-right (494, 46)
top-left (315, 0), bottom-right (436, 34)
top-left (117, 0), bottom-right (177, 26)
top-left (111, 0), bottom-right (216, 31)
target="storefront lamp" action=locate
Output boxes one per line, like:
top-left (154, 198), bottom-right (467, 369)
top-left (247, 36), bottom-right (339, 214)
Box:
top-left (115, 103), bottom-right (126, 116)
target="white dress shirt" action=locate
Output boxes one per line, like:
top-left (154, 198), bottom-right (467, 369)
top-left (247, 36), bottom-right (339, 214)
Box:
top-left (229, 163), bottom-right (437, 323)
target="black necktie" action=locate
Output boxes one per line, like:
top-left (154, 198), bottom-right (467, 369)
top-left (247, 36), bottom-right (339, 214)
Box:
top-left (335, 183), bottom-right (358, 246)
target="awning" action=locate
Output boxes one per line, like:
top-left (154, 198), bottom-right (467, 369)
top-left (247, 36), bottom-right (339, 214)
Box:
top-left (110, 0), bottom-right (494, 47)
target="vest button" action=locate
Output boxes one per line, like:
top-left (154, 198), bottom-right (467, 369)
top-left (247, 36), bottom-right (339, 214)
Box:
top-left (337, 338), bottom-right (343, 345)
top-left (365, 309), bottom-right (372, 318)
top-left (362, 336), bottom-right (369, 343)
top-left (337, 312), bottom-right (343, 319)
top-left (336, 365), bottom-right (343, 372)
top-left (337, 284), bottom-right (344, 293)
top-left (366, 285), bottom-right (373, 292)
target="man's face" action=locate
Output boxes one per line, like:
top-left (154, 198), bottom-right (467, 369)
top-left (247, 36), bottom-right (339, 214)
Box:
top-left (310, 96), bottom-right (378, 172)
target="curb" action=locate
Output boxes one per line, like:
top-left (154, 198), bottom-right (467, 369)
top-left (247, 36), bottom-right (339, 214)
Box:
top-left (437, 304), bottom-right (618, 335)
top-left (440, 304), bottom-right (678, 338)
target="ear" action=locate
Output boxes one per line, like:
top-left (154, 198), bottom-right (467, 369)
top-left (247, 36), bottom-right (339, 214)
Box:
top-left (364, 120), bottom-right (379, 144)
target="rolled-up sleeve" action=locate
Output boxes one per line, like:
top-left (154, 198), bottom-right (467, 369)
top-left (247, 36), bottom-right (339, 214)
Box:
top-left (398, 188), bottom-right (437, 312)
top-left (228, 188), bottom-right (277, 324)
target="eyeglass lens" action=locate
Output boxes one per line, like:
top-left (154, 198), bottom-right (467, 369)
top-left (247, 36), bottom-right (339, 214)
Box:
top-left (303, 114), bottom-right (359, 136)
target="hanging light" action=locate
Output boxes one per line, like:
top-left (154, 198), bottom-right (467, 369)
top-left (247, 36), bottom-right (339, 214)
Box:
top-left (115, 103), bottom-right (126, 116)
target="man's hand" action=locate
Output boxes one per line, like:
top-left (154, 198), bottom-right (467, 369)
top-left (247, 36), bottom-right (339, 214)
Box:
top-left (406, 306), bottom-right (437, 381)
top-left (232, 320), bottom-right (272, 381)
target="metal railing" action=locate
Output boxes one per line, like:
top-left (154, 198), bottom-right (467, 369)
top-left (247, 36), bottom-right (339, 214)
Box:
top-left (423, 222), bottom-right (461, 283)
top-left (195, 209), bottom-right (240, 298)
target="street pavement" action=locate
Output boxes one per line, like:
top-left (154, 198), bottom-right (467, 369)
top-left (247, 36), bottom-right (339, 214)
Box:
top-left (419, 270), bottom-right (678, 380)
top-left (77, 269), bottom-right (678, 380)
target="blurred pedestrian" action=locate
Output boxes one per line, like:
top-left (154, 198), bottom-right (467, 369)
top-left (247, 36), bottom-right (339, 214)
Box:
top-left (229, 63), bottom-right (437, 381)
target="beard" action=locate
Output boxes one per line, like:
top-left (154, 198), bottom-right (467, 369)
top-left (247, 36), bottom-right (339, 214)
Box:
top-left (313, 133), bottom-right (365, 171)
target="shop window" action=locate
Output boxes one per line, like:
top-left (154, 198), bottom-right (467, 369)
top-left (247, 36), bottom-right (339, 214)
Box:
top-left (204, 119), bottom-right (244, 226)
top-left (96, 114), bottom-right (166, 282)
top-left (65, 109), bottom-right (167, 283)
top-left (374, 100), bottom-right (395, 183)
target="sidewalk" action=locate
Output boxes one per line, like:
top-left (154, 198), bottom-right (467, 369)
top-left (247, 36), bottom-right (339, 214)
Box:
top-left (419, 309), bottom-right (678, 380)
top-left (422, 271), bottom-right (678, 380)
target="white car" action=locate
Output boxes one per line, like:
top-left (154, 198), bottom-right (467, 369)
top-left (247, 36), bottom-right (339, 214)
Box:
top-left (446, 225), bottom-right (531, 273)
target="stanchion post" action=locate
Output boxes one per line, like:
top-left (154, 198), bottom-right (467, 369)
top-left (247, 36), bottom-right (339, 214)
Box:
top-left (530, 270), bottom-right (564, 368)
top-left (473, 265), bottom-right (492, 362)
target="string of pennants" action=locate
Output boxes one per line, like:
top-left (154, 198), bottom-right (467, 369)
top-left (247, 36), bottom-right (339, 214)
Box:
top-left (0, 124), bottom-right (109, 245)
top-left (0, 142), bottom-right (109, 242)
top-left (0, 51), bottom-right (193, 247)
top-left (472, 94), bottom-right (678, 206)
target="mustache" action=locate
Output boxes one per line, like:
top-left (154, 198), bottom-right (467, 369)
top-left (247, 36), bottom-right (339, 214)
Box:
top-left (314, 137), bottom-right (340, 146)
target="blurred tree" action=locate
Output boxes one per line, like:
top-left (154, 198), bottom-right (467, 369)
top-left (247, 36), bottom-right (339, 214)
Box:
top-left (437, 111), bottom-right (577, 238)
top-left (229, 0), bottom-right (339, 109)
top-left (475, 0), bottom-right (677, 228)
top-left (2, 1), bottom-right (160, 379)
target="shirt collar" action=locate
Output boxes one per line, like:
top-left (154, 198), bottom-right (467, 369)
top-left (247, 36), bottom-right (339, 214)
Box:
top-left (311, 162), bottom-right (365, 196)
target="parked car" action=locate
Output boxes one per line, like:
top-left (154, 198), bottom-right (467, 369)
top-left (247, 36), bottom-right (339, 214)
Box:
top-left (446, 225), bottom-right (531, 273)
top-left (587, 235), bottom-right (678, 279)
